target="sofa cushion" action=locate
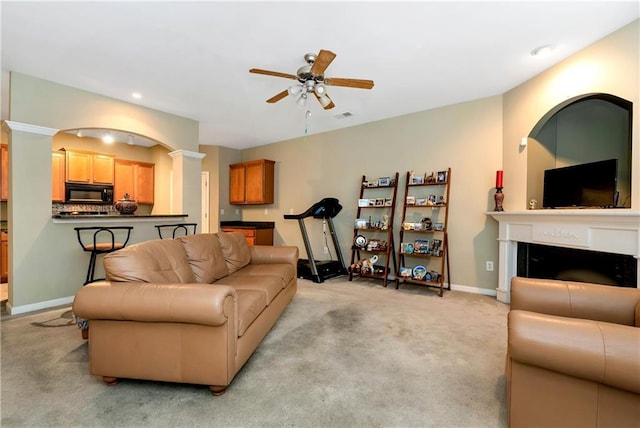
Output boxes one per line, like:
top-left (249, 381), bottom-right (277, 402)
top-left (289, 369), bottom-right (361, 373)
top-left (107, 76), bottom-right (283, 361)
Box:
top-left (229, 263), bottom-right (295, 288)
top-left (104, 239), bottom-right (195, 283)
top-left (217, 232), bottom-right (251, 274)
top-left (217, 274), bottom-right (284, 305)
top-left (235, 289), bottom-right (267, 337)
top-left (177, 234), bottom-right (229, 283)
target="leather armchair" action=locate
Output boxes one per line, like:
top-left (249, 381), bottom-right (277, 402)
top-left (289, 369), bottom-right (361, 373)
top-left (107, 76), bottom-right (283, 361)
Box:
top-left (506, 277), bottom-right (640, 428)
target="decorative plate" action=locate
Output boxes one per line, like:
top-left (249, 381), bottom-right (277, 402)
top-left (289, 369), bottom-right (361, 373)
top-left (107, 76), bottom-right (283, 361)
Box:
top-left (354, 234), bottom-right (368, 248)
top-left (412, 265), bottom-right (427, 280)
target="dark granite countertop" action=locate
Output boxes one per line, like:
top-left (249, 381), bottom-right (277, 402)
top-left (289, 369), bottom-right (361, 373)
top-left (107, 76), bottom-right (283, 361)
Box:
top-left (220, 221), bottom-right (275, 229)
top-left (52, 213), bottom-right (187, 219)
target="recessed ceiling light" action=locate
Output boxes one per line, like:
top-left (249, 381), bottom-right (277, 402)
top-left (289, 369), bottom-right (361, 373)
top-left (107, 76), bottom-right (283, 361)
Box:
top-left (102, 133), bottom-right (114, 144)
top-left (132, 92), bottom-right (142, 99)
top-left (530, 45), bottom-right (554, 57)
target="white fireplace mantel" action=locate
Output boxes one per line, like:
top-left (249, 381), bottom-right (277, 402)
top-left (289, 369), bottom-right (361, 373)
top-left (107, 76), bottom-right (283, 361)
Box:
top-left (488, 209), bottom-right (640, 303)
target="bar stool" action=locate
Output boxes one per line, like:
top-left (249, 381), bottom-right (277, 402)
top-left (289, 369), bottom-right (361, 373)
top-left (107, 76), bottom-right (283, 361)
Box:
top-left (154, 223), bottom-right (197, 239)
top-left (74, 226), bottom-right (133, 285)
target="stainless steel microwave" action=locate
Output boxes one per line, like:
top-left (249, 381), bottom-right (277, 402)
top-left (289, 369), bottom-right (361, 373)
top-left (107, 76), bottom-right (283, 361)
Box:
top-left (65, 183), bottom-right (114, 204)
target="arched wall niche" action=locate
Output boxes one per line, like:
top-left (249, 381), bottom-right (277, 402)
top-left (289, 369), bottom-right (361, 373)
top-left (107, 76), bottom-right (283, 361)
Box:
top-left (526, 93), bottom-right (632, 208)
top-left (53, 127), bottom-right (175, 215)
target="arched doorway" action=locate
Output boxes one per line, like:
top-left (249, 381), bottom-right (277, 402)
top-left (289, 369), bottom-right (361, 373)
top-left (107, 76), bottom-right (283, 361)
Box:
top-left (526, 93), bottom-right (632, 208)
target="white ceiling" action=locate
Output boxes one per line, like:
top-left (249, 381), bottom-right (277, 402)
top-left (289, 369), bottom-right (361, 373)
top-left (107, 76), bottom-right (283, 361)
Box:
top-left (2, 1), bottom-right (638, 150)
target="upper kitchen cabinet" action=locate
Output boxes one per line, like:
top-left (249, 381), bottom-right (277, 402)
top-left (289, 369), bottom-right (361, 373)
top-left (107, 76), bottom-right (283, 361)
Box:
top-left (229, 159), bottom-right (275, 205)
top-left (1, 144), bottom-right (7, 201)
top-left (114, 159), bottom-right (155, 204)
top-left (51, 152), bottom-right (65, 202)
top-left (65, 150), bottom-right (115, 184)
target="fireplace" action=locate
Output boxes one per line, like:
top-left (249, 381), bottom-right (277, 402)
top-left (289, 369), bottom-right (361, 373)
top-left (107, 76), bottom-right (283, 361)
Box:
top-left (489, 210), bottom-right (640, 303)
top-left (517, 242), bottom-right (637, 288)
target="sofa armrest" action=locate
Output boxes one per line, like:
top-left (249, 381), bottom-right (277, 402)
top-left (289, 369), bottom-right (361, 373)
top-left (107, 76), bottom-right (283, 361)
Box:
top-left (511, 277), bottom-right (640, 326)
top-left (72, 281), bottom-right (237, 327)
top-left (250, 245), bottom-right (299, 266)
top-left (508, 310), bottom-right (640, 394)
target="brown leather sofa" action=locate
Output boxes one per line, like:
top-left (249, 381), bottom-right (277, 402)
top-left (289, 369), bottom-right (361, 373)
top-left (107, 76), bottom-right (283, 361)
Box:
top-left (73, 231), bottom-right (298, 395)
top-left (506, 277), bottom-right (640, 427)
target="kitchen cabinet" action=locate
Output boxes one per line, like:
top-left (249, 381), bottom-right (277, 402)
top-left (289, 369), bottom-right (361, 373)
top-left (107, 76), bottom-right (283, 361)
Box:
top-left (1, 144), bottom-right (7, 201)
top-left (66, 150), bottom-right (115, 184)
top-left (51, 152), bottom-right (65, 202)
top-left (114, 159), bottom-right (155, 204)
top-left (229, 159), bottom-right (275, 205)
top-left (220, 226), bottom-right (274, 246)
top-left (1, 231), bottom-right (7, 283)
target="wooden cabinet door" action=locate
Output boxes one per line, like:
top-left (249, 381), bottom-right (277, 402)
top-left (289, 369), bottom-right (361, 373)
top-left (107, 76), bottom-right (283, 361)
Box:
top-left (66, 151), bottom-right (92, 183)
top-left (114, 160), bottom-right (135, 201)
top-left (229, 164), bottom-right (246, 204)
top-left (1, 144), bottom-right (7, 201)
top-left (92, 154), bottom-right (115, 184)
top-left (135, 162), bottom-right (154, 204)
top-left (51, 152), bottom-right (65, 202)
top-left (244, 161), bottom-right (265, 203)
top-left (1, 232), bottom-right (7, 283)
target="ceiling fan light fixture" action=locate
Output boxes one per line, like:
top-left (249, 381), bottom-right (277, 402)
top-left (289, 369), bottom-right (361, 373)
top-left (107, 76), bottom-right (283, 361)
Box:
top-left (296, 93), bottom-right (308, 107)
top-left (288, 85), bottom-right (302, 96)
top-left (314, 83), bottom-right (327, 96)
top-left (318, 95), bottom-right (331, 108)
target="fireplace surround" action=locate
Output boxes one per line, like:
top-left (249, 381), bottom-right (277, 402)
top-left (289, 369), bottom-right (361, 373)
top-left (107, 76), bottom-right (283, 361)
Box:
top-left (489, 210), bottom-right (640, 303)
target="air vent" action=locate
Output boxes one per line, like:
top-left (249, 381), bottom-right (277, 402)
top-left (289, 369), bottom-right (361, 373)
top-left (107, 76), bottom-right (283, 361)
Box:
top-left (334, 112), bottom-right (353, 119)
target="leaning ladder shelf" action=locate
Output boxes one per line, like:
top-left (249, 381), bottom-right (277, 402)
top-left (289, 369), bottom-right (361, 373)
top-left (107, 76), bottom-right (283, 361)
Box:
top-left (396, 168), bottom-right (451, 297)
top-left (348, 172), bottom-right (399, 287)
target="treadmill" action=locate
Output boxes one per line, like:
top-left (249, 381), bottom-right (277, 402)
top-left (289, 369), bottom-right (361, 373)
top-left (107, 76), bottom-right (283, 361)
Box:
top-left (284, 197), bottom-right (348, 283)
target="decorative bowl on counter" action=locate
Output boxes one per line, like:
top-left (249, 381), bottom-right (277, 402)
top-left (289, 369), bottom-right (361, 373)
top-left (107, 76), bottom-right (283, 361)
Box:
top-left (115, 193), bottom-right (138, 215)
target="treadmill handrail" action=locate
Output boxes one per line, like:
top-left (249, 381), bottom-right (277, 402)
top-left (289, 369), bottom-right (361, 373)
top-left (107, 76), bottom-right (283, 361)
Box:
top-left (283, 197), bottom-right (342, 220)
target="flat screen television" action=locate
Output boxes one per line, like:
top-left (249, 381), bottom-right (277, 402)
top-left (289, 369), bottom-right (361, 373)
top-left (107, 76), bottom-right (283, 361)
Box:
top-left (543, 159), bottom-right (618, 208)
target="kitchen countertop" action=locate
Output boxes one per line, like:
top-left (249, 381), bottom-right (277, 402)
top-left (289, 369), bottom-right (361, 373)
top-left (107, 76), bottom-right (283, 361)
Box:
top-left (220, 221), bottom-right (275, 229)
top-left (52, 213), bottom-right (188, 224)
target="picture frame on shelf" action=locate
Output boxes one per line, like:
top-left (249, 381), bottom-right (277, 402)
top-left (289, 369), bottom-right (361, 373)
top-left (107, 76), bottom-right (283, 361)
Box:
top-left (428, 195), bottom-right (437, 205)
top-left (413, 239), bottom-right (430, 254)
top-left (368, 199), bottom-right (377, 207)
top-left (399, 267), bottom-right (413, 278)
top-left (437, 171), bottom-right (447, 183)
top-left (378, 177), bottom-right (390, 187)
top-left (402, 242), bottom-right (414, 254)
top-left (367, 180), bottom-right (379, 187)
top-left (415, 198), bottom-right (427, 206)
top-left (437, 195), bottom-right (446, 205)
top-left (358, 199), bottom-right (369, 207)
top-left (411, 175), bottom-right (424, 185)
top-left (384, 198), bottom-right (393, 206)
top-left (374, 198), bottom-right (384, 207)
top-left (406, 196), bottom-right (416, 206)
top-left (433, 222), bottom-right (444, 231)
top-left (355, 218), bottom-right (368, 229)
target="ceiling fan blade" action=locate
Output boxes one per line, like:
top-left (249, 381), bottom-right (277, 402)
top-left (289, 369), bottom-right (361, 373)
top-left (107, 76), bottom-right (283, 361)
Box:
top-left (266, 90), bottom-right (289, 103)
top-left (250, 68), bottom-right (297, 80)
top-left (310, 49), bottom-right (336, 75)
top-left (312, 92), bottom-right (335, 110)
top-left (324, 77), bottom-right (374, 90)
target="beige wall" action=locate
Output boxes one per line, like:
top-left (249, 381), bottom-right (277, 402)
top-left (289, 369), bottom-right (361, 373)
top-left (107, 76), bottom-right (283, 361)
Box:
top-left (504, 20), bottom-right (639, 210)
top-left (241, 96), bottom-right (504, 292)
top-left (200, 145), bottom-right (242, 232)
top-left (4, 73), bottom-right (200, 312)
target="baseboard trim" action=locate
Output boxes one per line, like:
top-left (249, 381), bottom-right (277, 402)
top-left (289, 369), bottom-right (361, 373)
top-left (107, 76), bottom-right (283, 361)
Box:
top-left (450, 283), bottom-right (497, 297)
top-left (7, 295), bottom-right (74, 315)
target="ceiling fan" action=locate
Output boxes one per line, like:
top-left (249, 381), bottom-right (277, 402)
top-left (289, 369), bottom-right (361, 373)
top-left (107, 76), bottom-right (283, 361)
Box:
top-left (249, 49), bottom-right (374, 110)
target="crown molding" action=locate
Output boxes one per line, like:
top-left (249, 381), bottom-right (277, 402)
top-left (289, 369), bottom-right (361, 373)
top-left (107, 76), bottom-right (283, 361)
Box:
top-left (2, 120), bottom-right (58, 136)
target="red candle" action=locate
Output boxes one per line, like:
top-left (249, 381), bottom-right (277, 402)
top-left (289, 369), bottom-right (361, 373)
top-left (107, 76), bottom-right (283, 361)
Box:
top-left (496, 170), bottom-right (504, 188)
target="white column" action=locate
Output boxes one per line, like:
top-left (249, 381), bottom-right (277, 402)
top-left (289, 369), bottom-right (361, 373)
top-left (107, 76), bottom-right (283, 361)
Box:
top-left (3, 121), bottom-right (58, 311)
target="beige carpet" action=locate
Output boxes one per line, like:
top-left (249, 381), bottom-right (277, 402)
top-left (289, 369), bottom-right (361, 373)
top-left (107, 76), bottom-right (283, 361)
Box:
top-left (1, 277), bottom-right (509, 427)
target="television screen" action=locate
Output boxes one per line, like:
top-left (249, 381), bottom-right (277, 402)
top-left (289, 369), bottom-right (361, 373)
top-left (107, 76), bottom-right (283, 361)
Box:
top-left (543, 159), bottom-right (618, 208)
